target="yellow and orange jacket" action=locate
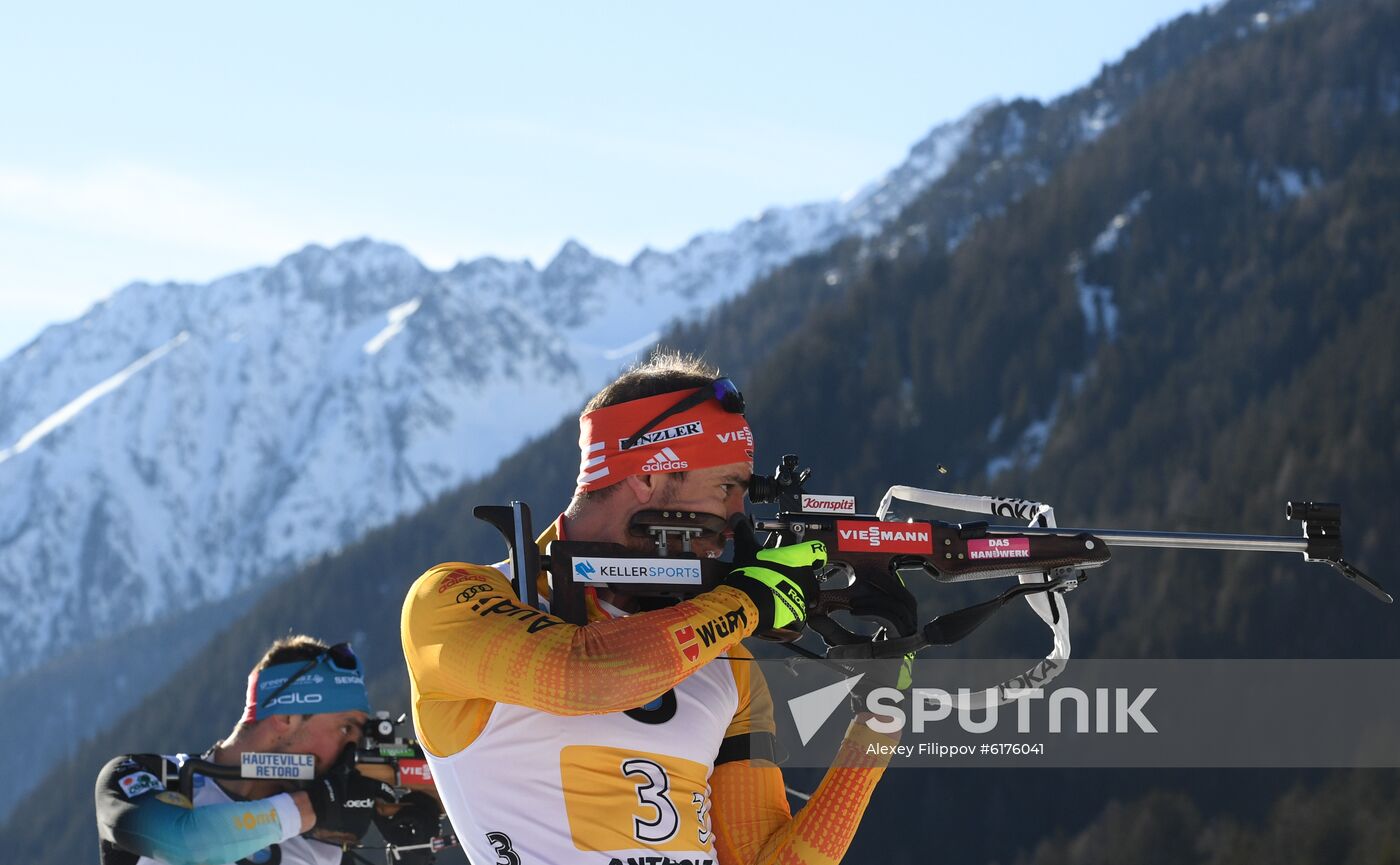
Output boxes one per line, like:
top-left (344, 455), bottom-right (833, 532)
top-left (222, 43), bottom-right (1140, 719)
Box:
top-left (401, 518), bottom-right (895, 865)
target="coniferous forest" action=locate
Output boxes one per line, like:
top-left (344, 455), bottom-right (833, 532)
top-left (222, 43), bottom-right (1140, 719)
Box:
top-left (12, 0), bottom-right (1400, 861)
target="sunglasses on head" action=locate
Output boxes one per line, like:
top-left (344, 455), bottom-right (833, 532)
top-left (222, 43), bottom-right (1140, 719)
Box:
top-left (620, 378), bottom-right (745, 452)
top-left (258, 642), bottom-right (359, 710)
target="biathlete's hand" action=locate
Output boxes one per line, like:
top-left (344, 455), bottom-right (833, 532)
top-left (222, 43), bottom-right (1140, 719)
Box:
top-left (850, 571), bottom-right (918, 717)
top-left (305, 746), bottom-right (397, 843)
top-left (850, 651), bottom-right (917, 717)
top-left (723, 516), bottom-right (825, 640)
top-left (373, 791), bottom-right (442, 864)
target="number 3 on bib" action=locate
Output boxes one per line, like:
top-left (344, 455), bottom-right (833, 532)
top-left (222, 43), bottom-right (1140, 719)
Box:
top-left (559, 746), bottom-right (715, 853)
top-left (621, 758), bottom-right (678, 843)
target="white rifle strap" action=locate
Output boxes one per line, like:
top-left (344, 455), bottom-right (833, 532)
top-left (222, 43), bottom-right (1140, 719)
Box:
top-left (878, 486), bottom-right (1072, 710)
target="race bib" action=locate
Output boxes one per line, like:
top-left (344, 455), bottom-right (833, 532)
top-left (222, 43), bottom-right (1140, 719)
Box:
top-left (559, 745), bottom-right (713, 853)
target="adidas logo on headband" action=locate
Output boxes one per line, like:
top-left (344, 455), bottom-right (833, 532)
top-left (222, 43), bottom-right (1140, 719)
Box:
top-left (641, 447), bottom-right (688, 473)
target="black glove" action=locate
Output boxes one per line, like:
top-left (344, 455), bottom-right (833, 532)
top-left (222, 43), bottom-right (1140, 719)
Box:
top-left (723, 516), bottom-right (824, 640)
top-left (848, 652), bottom-right (918, 715)
top-left (305, 748), bottom-right (397, 841)
top-left (846, 571), bottom-right (919, 713)
top-left (373, 791), bottom-right (443, 864)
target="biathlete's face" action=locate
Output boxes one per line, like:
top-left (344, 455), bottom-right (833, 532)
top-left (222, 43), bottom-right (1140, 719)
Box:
top-left (652, 461), bottom-right (752, 559)
top-left (277, 710), bottom-right (369, 775)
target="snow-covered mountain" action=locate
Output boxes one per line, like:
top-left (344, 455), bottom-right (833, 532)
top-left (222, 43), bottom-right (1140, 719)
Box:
top-left (0, 110), bottom-right (982, 677)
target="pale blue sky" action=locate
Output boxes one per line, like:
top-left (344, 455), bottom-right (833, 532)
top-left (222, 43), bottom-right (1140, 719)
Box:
top-left (0, 1), bottom-right (1209, 359)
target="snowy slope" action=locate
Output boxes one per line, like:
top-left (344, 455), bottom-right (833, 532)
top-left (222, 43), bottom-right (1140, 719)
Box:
top-left (0, 114), bottom-right (979, 677)
top-left (0, 0), bottom-right (1310, 682)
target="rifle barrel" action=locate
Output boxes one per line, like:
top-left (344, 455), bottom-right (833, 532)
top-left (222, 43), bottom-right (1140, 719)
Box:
top-left (988, 525), bottom-right (1308, 555)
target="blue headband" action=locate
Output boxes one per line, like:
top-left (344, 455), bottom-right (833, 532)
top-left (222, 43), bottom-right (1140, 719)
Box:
top-left (243, 656), bottom-right (372, 721)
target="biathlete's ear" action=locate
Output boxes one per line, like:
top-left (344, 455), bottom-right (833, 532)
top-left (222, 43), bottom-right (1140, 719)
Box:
top-left (622, 472), bottom-right (666, 504)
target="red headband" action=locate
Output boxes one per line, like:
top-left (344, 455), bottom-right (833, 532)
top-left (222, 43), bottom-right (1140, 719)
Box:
top-left (576, 388), bottom-right (753, 493)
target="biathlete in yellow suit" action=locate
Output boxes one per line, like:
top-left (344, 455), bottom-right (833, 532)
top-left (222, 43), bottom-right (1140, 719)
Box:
top-left (402, 354), bottom-right (902, 865)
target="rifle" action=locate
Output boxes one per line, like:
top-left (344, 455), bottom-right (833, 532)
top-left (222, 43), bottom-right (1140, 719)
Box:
top-left (173, 712), bottom-right (456, 864)
top-left (757, 454), bottom-right (1387, 652)
top-left (353, 711), bottom-right (457, 864)
top-left (477, 453), bottom-right (1389, 686)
